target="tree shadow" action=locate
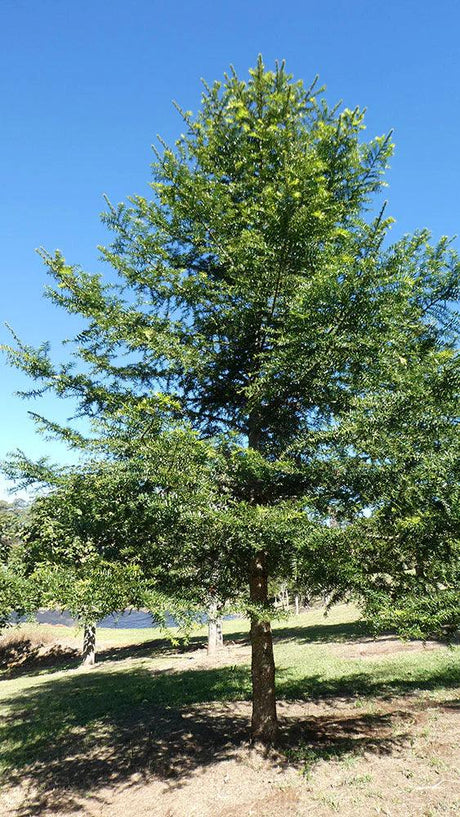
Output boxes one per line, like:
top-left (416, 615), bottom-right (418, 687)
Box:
top-left (0, 639), bottom-right (80, 677)
top-left (0, 612), bottom-right (449, 684)
top-left (1, 665), bottom-right (250, 815)
top-left (0, 633), bottom-right (209, 680)
top-left (281, 708), bottom-right (411, 770)
top-left (274, 619), bottom-right (375, 643)
top-left (439, 697), bottom-right (460, 711)
top-left (1, 657), bottom-right (457, 815)
top-left (278, 662), bottom-right (460, 701)
top-left (228, 619), bottom-right (373, 647)
top-left (96, 634), bottom-right (208, 663)
top-left (0, 613), bottom-right (390, 681)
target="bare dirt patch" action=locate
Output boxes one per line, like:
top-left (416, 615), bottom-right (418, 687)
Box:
top-left (2, 694), bottom-right (459, 817)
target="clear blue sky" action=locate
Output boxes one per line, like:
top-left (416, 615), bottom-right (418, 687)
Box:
top-left (1, 0), bottom-right (459, 498)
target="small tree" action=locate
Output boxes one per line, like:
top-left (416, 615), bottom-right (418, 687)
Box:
top-left (21, 469), bottom-right (146, 665)
top-left (0, 500), bottom-right (35, 632)
top-left (4, 59), bottom-right (459, 742)
top-left (13, 433), bottom-right (249, 659)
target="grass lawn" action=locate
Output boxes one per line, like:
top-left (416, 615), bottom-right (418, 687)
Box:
top-left (0, 604), bottom-right (459, 817)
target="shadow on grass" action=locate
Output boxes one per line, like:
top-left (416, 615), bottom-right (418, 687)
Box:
top-left (440, 697), bottom-right (460, 711)
top-left (228, 619), bottom-right (372, 647)
top-left (0, 640), bottom-right (80, 677)
top-left (281, 708), bottom-right (411, 772)
top-left (0, 634), bottom-right (209, 679)
top-left (1, 665), bottom-right (251, 815)
top-left (0, 614), bottom-right (450, 684)
top-left (0, 615), bottom-right (384, 680)
top-left (279, 661), bottom-right (460, 701)
top-left (3, 616), bottom-right (367, 679)
top-left (1, 656), bottom-right (459, 815)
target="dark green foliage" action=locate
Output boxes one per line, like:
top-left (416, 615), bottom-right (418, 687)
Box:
top-left (0, 501), bottom-right (36, 629)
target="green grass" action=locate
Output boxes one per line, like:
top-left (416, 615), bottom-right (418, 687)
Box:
top-left (0, 604), bottom-right (459, 810)
top-left (276, 638), bottom-right (460, 700)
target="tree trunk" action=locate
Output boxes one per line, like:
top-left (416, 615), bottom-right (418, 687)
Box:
top-left (216, 616), bottom-right (223, 649)
top-left (247, 414), bottom-right (278, 743)
top-left (82, 622), bottom-right (96, 666)
top-left (295, 594), bottom-right (300, 615)
top-left (249, 551), bottom-right (278, 744)
top-left (207, 600), bottom-right (224, 656)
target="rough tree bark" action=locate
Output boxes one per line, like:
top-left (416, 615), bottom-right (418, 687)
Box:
top-left (249, 551), bottom-right (278, 743)
top-left (247, 410), bottom-right (278, 744)
top-left (82, 622), bottom-right (96, 666)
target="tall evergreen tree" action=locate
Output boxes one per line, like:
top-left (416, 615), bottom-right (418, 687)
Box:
top-left (4, 58), bottom-right (459, 742)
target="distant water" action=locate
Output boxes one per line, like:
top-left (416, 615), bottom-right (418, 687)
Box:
top-left (22, 610), bottom-right (182, 629)
top-left (15, 609), bottom-right (240, 629)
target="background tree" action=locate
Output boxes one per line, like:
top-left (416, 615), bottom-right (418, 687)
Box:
top-left (0, 499), bottom-right (24, 561)
top-left (4, 58), bottom-right (459, 742)
top-left (12, 430), bottom-right (251, 660)
top-left (21, 471), bottom-right (147, 664)
top-left (333, 343), bottom-right (460, 640)
top-left (0, 499), bottom-right (35, 632)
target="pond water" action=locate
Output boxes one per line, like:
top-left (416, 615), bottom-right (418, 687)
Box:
top-left (15, 609), bottom-right (240, 629)
top-left (24, 610), bottom-right (182, 629)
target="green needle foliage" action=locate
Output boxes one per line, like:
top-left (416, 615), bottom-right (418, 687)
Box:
top-left (3, 58), bottom-right (460, 741)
